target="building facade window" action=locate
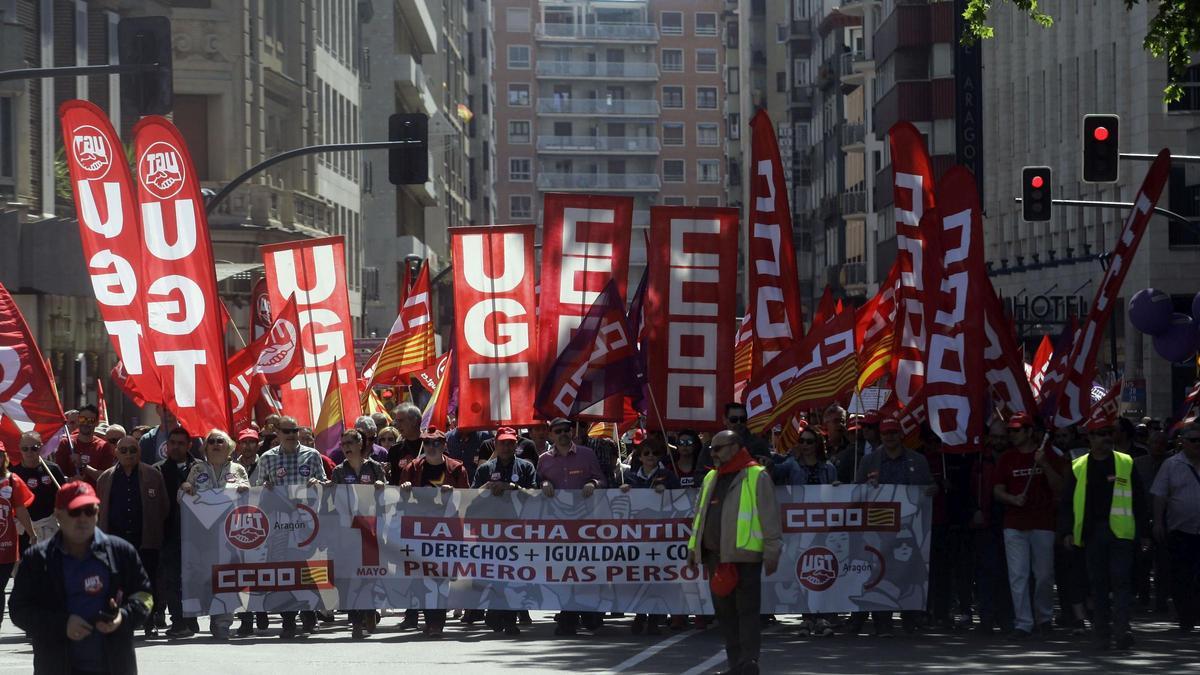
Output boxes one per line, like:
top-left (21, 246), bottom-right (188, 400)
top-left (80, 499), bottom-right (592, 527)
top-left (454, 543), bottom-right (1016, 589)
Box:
top-left (698, 196), bottom-right (721, 207)
top-left (662, 196), bottom-right (685, 206)
top-left (697, 86), bottom-right (718, 109)
top-left (697, 123), bottom-right (719, 146)
top-left (508, 83), bottom-right (531, 106)
top-left (728, 112), bottom-right (740, 140)
top-left (662, 48), bottom-right (683, 72)
top-left (660, 11), bottom-right (683, 36)
top-left (728, 67), bottom-right (740, 94)
top-left (696, 49), bottom-right (717, 73)
top-left (698, 160), bottom-right (720, 183)
top-left (509, 158), bottom-right (532, 181)
top-left (510, 195), bottom-right (533, 219)
top-left (506, 7), bottom-right (531, 32)
top-left (663, 160), bottom-right (685, 183)
top-left (508, 120), bottom-right (531, 143)
top-left (662, 85), bottom-right (684, 108)
top-left (507, 45), bottom-right (530, 69)
top-left (695, 12), bottom-right (717, 36)
top-left (663, 123), bottom-right (685, 146)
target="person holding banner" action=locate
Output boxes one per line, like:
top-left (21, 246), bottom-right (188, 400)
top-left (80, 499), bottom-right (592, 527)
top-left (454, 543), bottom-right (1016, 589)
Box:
top-left (1060, 409), bottom-right (1150, 651)
top-left (686, 430), bottom-right (782, 675)
top-left (329, 428), bottom-right (387, 640)
top-left (179, 430), bottom-right (250, 639)
top-left (397, 428), bottom-right (468, 636)
top-left (13, 432), bottom-right (66, 551)
top-left (620, 434), bottom-right (680, 638)
top-left (387, 404), bottom-right (424, 481)
top-left (670, 430), bottom-right (707, 489)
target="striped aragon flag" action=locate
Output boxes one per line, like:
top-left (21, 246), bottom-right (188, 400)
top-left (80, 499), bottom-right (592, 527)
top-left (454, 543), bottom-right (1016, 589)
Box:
top-left (370, 262), bottom-right (436, 384)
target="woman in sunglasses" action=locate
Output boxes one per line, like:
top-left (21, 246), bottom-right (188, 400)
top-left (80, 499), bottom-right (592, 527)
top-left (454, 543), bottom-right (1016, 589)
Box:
top-left (670, 429), bottom-right (708, 490)
top-left (618, 433), bottom-right (680, 636)
top-left (329, 429), bottom-right (387, 640)
top-left (178, 430), bottom-right (250, 640)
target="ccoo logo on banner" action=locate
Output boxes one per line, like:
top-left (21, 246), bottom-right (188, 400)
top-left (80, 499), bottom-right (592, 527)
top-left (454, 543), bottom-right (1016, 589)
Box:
top-left (180, 485), bottom-right (930, 615)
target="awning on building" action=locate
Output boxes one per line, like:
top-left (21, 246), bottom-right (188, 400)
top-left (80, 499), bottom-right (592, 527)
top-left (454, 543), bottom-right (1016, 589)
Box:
top-left (214, 262), bottom-right (264, 282)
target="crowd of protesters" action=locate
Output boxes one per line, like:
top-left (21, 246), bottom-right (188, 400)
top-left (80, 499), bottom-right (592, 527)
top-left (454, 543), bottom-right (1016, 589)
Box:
top-left (2, 396), bottom-right (1198, 668)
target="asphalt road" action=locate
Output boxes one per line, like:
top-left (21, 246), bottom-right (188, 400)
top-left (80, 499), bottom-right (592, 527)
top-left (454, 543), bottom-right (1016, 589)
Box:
top-left (0, 611), bottom-right (1193, 674)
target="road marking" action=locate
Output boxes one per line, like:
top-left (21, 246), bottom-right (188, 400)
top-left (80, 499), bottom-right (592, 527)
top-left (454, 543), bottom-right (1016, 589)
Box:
top-left (680, 649), bottom-right (725, 675)
top-left (610, 629), bottom-right (707, 673)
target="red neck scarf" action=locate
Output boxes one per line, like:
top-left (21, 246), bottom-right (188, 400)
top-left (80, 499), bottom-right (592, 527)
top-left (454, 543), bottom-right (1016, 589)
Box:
top-left (715, 447), bottom-right (758, 476)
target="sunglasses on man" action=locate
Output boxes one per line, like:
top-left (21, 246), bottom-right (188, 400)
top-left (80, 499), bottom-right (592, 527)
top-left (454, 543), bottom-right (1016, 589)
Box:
top-left (67, 505), bottom-right (98, 518)
top-left (20, 444), bottom-right (41, 453)
top-left (278, 427), bottom-right (299, 434)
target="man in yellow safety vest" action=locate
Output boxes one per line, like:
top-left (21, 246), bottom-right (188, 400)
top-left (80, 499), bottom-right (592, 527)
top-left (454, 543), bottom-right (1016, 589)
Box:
top-left (1058, 408), bottom-right (1149, 651)
top-left (687, 430), bottom-right (781, 675)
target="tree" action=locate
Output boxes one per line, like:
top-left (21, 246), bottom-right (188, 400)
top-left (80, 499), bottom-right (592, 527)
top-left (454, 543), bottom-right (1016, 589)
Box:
top-left (962, 0), bottom-right (1198, 102)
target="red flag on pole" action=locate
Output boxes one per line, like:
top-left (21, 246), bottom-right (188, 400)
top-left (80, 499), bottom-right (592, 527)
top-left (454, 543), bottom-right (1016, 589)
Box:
top-left (370, 262), bottom-right (436, 385)
top-left (0, 282), bottom-right (67, 463)
top-left (96, 378), bottom-right (109, 425)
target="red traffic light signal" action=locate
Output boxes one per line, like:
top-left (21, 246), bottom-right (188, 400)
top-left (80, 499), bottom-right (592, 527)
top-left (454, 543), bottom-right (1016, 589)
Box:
top-left (1083, 114), bottom-right (1119, 183)
top-left (1030, 175), bottom-right (1044, 189)
top-left (1092, 126), bottom-right (1110, 142)
top-left (1022, 166), bottom-right (1052, 222)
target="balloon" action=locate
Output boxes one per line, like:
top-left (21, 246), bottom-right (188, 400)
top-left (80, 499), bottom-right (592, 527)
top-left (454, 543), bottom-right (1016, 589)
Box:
top-left (1129, 288), bottom-right (1173, 336)
top-left (1152, 313), bottom-right (1198, 363)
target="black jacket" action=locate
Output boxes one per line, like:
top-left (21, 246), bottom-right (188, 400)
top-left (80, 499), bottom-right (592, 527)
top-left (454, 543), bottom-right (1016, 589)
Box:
top-left (154, 455), bottom-right (196, 544)
top-left (10, 529), bottom-right (153, 675)
top-left (472, 456), bottom-right (539, 489)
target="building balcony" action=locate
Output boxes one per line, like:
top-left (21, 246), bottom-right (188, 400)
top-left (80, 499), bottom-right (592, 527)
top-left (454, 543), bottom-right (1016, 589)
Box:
top-left (790, 86), bottom-right (813, 109)
top-left (839, 188), bottom-right (868, 218)
top-left (397, 0), bottom-right (437, 54)
top-left (841, 261), bottom-right (867, 287)
top-left (840, 123), bottom-right (865, 149)
top-left (537, 135), bottom-right (661, 154)
top-left (395, 54), bottom-right (438, 116)
top-left (535, 98), bottom-right (661, 116)
top-left (536, 61), bottom-right (660, 80)
top-left (537, 173), bottom-right (662, 192)
top-left (535, 22), bottom-right (659, 43)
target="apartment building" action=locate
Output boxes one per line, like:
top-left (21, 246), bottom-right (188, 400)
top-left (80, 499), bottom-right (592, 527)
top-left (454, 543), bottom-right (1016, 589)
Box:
top-left (467, 0), bottom-right (498, 228)
top-left (492, 0), bottom-right (725, 285)
top-left (981, 1), bottom-right (1200, 416)
top-left (0, 0), bottom-right (366, 418)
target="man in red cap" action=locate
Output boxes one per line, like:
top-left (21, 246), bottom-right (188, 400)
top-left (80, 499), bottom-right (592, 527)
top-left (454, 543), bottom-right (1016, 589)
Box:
top-left (992, 411), bottom-right (1067, 640)
top-left (1059, 407), bottom-right (1150, 651)
top-left (397, 427), bottom-right (469, 636)
top-left (851, 416), bottom-right (934, 636)
top-left (10, 481), bottom-right (153, 674)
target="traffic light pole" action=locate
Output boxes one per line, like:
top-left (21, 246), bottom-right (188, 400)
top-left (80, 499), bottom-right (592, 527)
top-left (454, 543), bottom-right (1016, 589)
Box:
top-left (1012, 197), bottom-right (1193, 226)
top-left (0, 63), bottom-right (161, 83)
top-left (204, 140), bottom-right (423, 215)
top-left (1121, 152), bottom-right (1200, 164)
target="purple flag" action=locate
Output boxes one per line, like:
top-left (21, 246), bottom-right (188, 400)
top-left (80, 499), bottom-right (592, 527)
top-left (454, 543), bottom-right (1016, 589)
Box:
top-left (536, 280), bottom-right (645, 420)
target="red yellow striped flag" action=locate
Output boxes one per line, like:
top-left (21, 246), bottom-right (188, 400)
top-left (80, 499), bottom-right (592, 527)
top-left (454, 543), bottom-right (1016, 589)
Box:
top-left (371, 262), bottom-right (436, 384)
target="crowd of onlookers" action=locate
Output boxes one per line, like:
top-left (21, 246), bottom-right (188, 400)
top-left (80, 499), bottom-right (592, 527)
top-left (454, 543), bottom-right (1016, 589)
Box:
top-left (1, 399), bottom-right (1196, 653)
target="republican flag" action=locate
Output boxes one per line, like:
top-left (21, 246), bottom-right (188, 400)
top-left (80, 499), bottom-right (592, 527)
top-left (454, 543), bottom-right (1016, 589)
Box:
top-left (370, 261), bottom-right (436, 385)
top-left (535, 279), bottom-right (645, 420)
top-left (313, 367), bottom-right (348, 455)
top-left (0, 282), bottom-right (67, 461)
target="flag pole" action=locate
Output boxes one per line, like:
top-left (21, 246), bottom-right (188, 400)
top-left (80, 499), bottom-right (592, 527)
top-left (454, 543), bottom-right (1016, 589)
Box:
top-left (641, 383), bottom-right (678, 475)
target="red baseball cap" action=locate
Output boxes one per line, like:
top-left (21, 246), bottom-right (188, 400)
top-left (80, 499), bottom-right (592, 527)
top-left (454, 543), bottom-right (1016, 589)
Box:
top-left (421, 427), bottom-right (446, 441)
top-left (495, 426), bottom-right (518, 442)
top-left (879, 417), bottom-right (902, 434)
top-left (863, 412), bottom-right (881, 426)
top-left (55, 481), bottom-right (101, 511)
top-left (1007, 412), bottom-right (1033, 429)
top-left (237, 429), bottom-right (260, 442)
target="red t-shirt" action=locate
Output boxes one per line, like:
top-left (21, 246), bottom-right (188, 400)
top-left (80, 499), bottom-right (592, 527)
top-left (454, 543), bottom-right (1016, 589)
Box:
top-left (993, 448), bottom-right (1067, 531)
top-left (0, 475), bottom-right (35, 564)
top-left (54, 436), bottom-right (116, 484)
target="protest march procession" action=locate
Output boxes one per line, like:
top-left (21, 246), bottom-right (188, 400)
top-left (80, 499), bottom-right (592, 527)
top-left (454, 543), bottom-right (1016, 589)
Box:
top-left (4, 3), bottom-right (1200, 675)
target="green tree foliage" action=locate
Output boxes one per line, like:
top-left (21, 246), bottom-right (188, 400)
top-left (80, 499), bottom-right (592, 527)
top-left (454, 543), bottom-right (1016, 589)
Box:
top-left (961, 0), bottom-right (1198, 102)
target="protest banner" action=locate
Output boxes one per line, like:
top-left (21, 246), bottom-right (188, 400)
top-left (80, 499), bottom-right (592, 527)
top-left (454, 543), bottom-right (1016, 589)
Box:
top-left (181, 485), bottom-right (930, 615)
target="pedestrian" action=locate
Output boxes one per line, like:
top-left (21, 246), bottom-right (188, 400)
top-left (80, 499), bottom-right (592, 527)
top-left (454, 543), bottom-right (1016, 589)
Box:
top-left (397, 428), bottom-right (468, 636)
top-left (154, 426), bottom-right (198, 638)
top-left (1059, 407), bottom-right (1150, 651)
top-left (10, 481), bottom-right (154, 675)
top-left (252, 415), bottom-right (327, 638)
top-left (179, 430), bottom-right (250, 640)
top-left (851, 416), bottom-right (936, 636)
top-left (388, 403), bottom-right (425, 480)
top-left (472, 427), bottom-right (539, 635)
top-left (96, 435), bottom-right (170, 638)
top-left (686, 429), bottom-right (781, 675)
top-left (670, 429), bottom-right (708, 489)
top-left (232, 428), bottom-right (269, 634)
top-left (971, 420), bottom-right (1015, 634)
top-left (992, 412), bottom-right (1067, 639)
top-left (328, 416), bottom-right (390, 465)
top-left (0, 442), bottom-right (37, 627)
top-left (329, 428), bottom-right (387, 640)
top-left (538, 417), bottom-right (608, 636)
top-left (721, 402), bottom-right (771, 463)
top-left (54, 405), bottom-right (116, 485)
top-left (775, 423), bottom-right (838, 489)
top-left (1150, 418), bottom-right (1200, 633)
top-left (620, 435), bottom-right (680, 636)
top-left (445, 425), bottom-right (492, 465)
top-left (11, 431), bottom-right (66, 551)
top-left (1135, 428), bottom-right (1172, 612)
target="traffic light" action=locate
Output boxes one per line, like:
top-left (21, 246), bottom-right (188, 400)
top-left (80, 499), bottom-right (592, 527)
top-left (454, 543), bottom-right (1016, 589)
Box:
top-left (1022, 166), bottom-right (1052, 222)
top-left (388, 113), bottom-right (429, 185)
top-left (1082, 114), bottom-right (1119, 183)
top-left (118, 16), bottom-right (173, 116)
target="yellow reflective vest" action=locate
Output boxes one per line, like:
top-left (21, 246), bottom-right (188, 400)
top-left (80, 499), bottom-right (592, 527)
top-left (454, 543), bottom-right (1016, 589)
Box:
top-left (688, 466), bottom-right (766, 554)
top-left (1071, 451), bottom-right (1135, 546)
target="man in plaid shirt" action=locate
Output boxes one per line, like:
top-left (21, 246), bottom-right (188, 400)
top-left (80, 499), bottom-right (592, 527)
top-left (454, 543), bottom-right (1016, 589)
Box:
top-left (251, 415), bottom-right (326, 638)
